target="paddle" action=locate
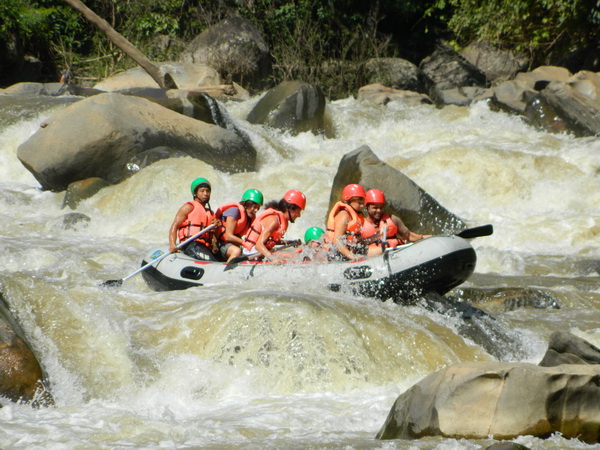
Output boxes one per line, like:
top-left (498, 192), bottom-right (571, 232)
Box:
top-left (100, 224), bottom-right (216, 287)
top-left (224, 239), bottom-right (302, 271)
top-left (455, 224), bottom-right (493, 239)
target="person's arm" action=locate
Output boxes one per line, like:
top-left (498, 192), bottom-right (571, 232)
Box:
top-left (392, 215), bottom-right (430, 242)
top-left (169, 203), bottom-right (194, 252)
top-left (222, 216), bottom-right (244, 246)
top-left (332, 211), bottom-right (361, 260)
top-left (254, 215), bottom-right (280, 258)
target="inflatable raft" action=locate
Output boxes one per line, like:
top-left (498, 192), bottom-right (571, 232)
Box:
top-left (140, 235), bottom-right (477, 300)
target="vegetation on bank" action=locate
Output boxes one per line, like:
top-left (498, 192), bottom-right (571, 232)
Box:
top-left (1, 0), bottom-right (599, 97)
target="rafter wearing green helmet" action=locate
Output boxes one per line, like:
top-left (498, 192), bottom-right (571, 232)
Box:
top-left (241, 188), bottom-right (264, 205)
top-left (190, 177), bottom-right (211, 196)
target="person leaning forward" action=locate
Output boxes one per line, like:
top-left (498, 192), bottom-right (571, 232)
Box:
top-left (326, 183), bottom-right (368, 261)
top-left (242, 189), bottom-right (307, 263)
top-left (363, 188), bottom-right (431, 257)
top-left (215, 188), bottom-right (264, 262)
top-left (169, 177), bottom-right (221, 261)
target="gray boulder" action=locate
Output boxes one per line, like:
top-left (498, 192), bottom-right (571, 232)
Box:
top-left (328, 146), bottom-right (466, 234)
top-left (2, 82), bottom-right (103, 97)
top-left (17, 93), bottom-right (257, 191)
top-left (364, 58), bottom-right (422, 92)
top-left (460, 41), bottom-right (528, 84)
top-left (377, 361), bottom-right (600, 443)
top-left (419, 45), bottom-right (487, 106)
top-left (247, 80), bottom-right (333, 137)
top-left (539, 330), bottom-right (600, 366)
top-left (181, 16), bottom-right (271, 90)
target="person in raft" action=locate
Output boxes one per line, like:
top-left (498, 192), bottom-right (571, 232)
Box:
top-left (215, 188), bottom-right (264, 262)
top-left (363, 188), bottom-right (431, 257)
top-left (242, 189), bottom-right (307, 263)
top-left (326, 183), bottom-right (368, 261)
top-left (169, 177), bottom-right (220, 261)
top-left (297, 226), bottom-right (331, 262)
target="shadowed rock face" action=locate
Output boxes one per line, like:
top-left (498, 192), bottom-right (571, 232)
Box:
top-left (17, 92), bottom-right (257, 191)
top-left (328, 145), bottom-right (465, 234)
top-left (247, 80), bottom-right (333, 137)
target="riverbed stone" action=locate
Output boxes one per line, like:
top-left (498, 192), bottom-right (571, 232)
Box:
top-left (62, 177), bottom-right (111, 210)
top-left (539, 330), bottom-right (600, 367)
top-left (17, 92), bottom-right (257, 191)
top-left (364, 58), bottom-right (422, 92)
top-left (247, 80), bottom-right (334, 137)
top-left (329, 146), bottom-right (465, 234)
top-left (357, 83), bottom-right (432, 106)
top-left (376, 361), bottom-right (600, 443)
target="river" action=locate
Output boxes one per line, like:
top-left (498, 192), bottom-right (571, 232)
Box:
top-left (0, 92), bottom-right (599, 448)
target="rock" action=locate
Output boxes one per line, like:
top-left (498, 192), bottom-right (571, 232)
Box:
top-left (356, 84), bottom-right (432, 106)
top-left (435, 86), bottom-right (493, 106)
top-left (247, 80), bottom-right (333, 136)
top-left (539, 330), bottom-right (600, 367)
top-left (181, 16), bottom-right (272, 90)
top-left (329, 146), bottom-right (466, 234)
top-left (419, 45), bottom-right (487, 106)
top-left (452, 287), bottom-right (561, 312)
top-left (364, 58), bottom-right (422, 92)
top-left (0, 291), bottom-right (53, 407)
top-left (376, 361), bottom-right (600, 443)
top-left (534, 76), bottom-right (600, 136)
top-left (514, 65), bottom-right (572, 91)
top-left (3, 82), bottom-right (103, 97)
top-left (460, 41), bottom-right (528, 84)
top-left (60, 212), bottom-right (92, 231)
top-left (17, 93), bottom-right (257, 191)
top-left (93, 62), bottom-right (220, 92)
top-left (491, 80), bottom-right (538, 114)
top-left (62, 178), bottom-right (111, 210)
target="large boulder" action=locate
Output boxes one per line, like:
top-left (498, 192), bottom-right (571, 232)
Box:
top-left (2, 82), bottom-right (103, 97)
top-left (181, 16), bottom-right (272, 90)
top-left (93, 62), bottom-right (220, 92)
top-left (376, 361), bottom-right (600, 443)
top-left (364, 58), bottom-right (422, 92)
top-left (17, 93), bottom-right (257, 191)
top-left (419, 45), bottom-right (487, 106)
top-left (247, 80), bottom-right (333, 137)
top-left (328, 146), bottom-right (466, 234)
top-left (460, 41), bottom-right (528, 84)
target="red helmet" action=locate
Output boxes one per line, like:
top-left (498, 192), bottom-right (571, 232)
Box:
top-left (342, 183), bottom-right (366, 201)
top-left (283, 189), bottom-right (306, 210)
top-left (365, 188), bottom-right (386, 205)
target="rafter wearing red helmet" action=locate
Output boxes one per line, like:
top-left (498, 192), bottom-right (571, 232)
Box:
top-left (326, 183), bottom-right (367, 261)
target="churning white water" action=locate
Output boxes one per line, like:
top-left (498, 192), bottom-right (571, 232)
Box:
top-left (0, 92), bottom-right (598, 448)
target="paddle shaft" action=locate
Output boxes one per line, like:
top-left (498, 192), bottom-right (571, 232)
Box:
top-left (105, 224), bottom-right (215, 285)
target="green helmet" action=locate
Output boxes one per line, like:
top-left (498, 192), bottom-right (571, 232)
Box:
top-left (304, 226), bottom-right (325, 244)
top-left (241, 188), bottom-right (264, 205)
top-left (190, 177), bottom-right (211, 195)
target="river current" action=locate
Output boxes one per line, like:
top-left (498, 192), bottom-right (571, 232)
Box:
top-left (0, 92), bottom-right (599, 448)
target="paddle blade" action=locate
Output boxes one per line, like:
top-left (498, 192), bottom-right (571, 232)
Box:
top-left (99, 279), bottom-right (123, 288)
top-left (457, 224), bottom-right (494, 239)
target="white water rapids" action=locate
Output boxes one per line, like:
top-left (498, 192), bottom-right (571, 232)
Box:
top-left (0, 93), bottom-right (599, 448)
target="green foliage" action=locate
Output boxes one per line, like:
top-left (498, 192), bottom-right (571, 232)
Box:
top-left (427, 0), bottom-right (600, 63)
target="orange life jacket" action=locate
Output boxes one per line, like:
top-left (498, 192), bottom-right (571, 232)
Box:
top-left (242, 208), bottom-right (289, 251)
top-left (215, 202), bottom-right (250, 242)
top-left (362, 213), bottom-right (403, 248)
top-left (177, 200), bottom-right (214, 247)
top-left (326, 201), bottom-right (364, 244)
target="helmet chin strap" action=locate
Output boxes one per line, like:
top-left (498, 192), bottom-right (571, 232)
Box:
top-left (287, 209), bottom-right (294, 223)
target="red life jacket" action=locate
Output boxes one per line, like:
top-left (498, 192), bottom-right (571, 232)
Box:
top-left (326, 201), bottom-right (364, 244)
top-left (215, 202), bottom-right (250, 242)
top-left (177, 200), bottom-right (214, 248)
top-left (242, 208), bottom-right (288, 251)
top-left (363, 213), bottom-right (403, 248)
